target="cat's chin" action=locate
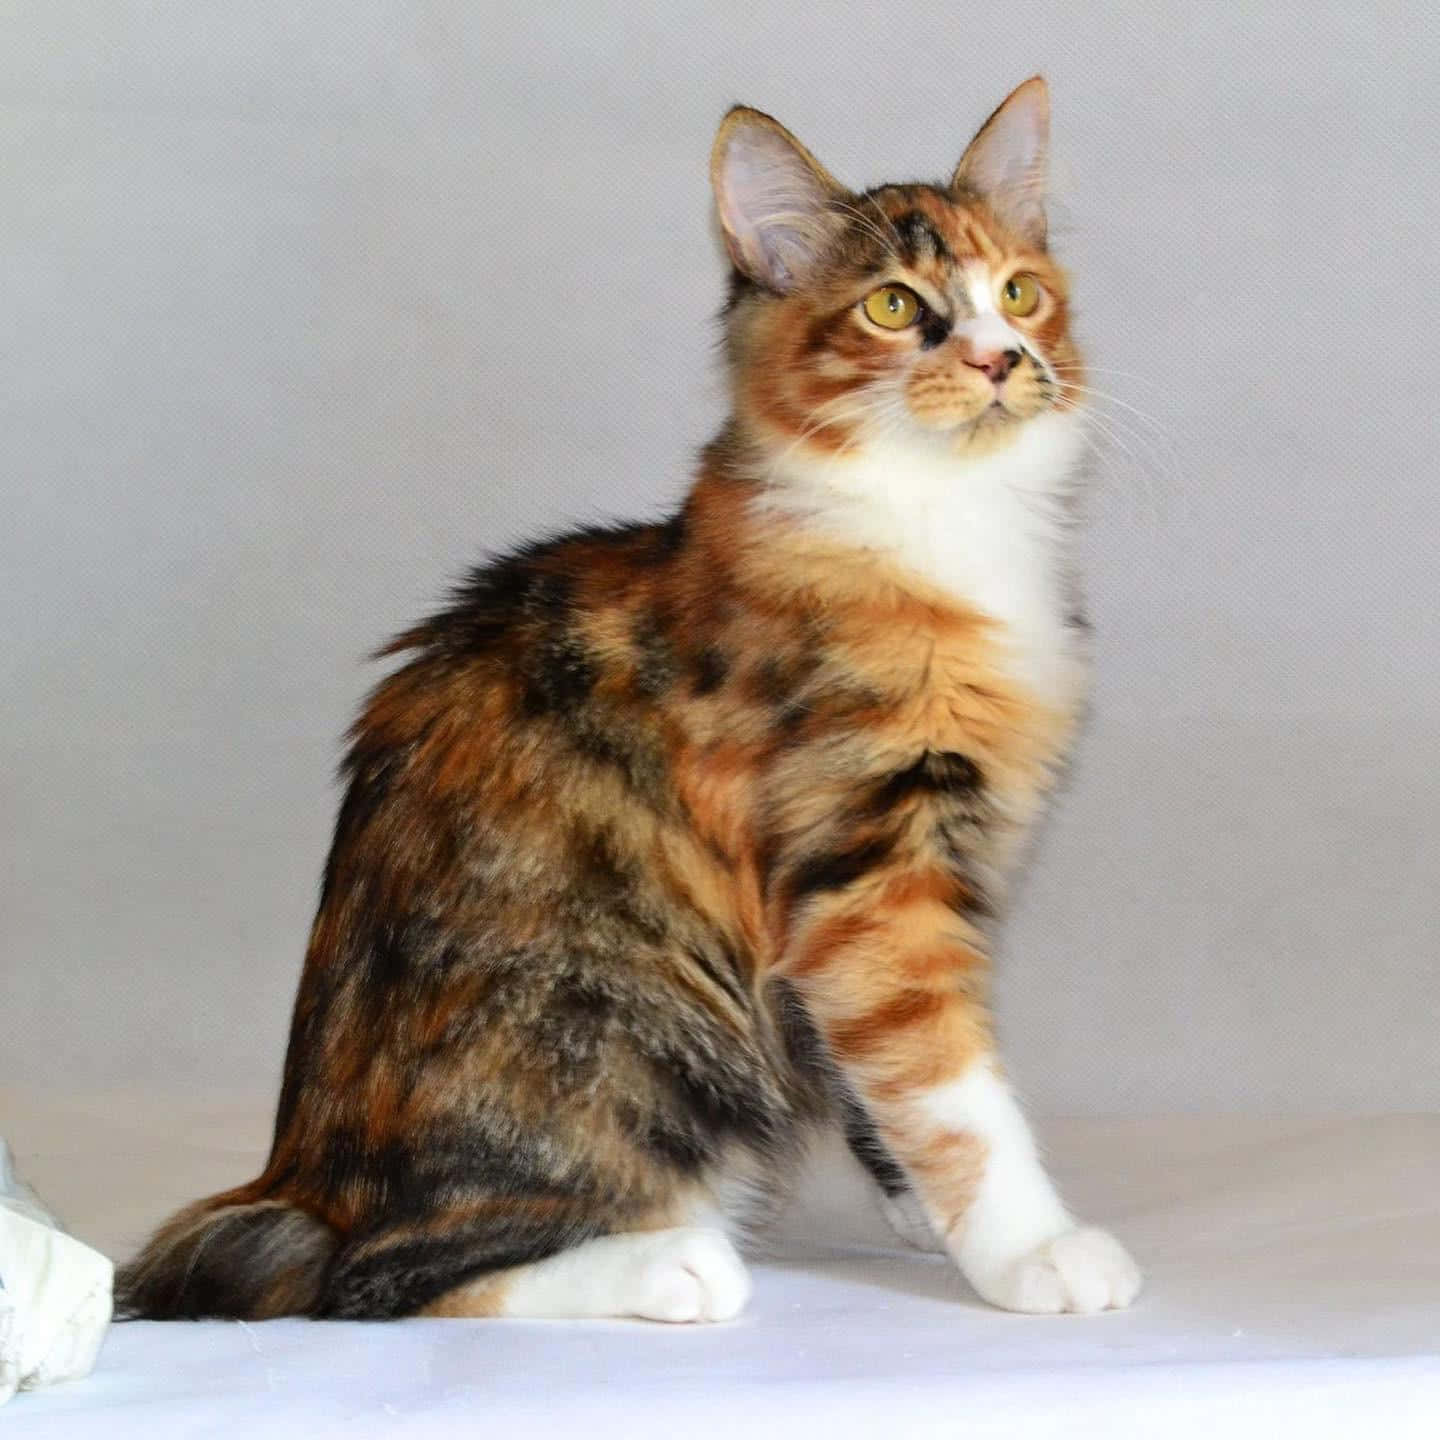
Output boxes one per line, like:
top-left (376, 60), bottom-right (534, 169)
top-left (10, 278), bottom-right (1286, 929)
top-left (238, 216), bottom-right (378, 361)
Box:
top-left (940, 405), bottom-right (1043, 458)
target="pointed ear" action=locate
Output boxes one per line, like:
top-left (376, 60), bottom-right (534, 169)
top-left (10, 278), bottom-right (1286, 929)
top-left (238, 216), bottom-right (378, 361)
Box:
top-left (952, 76), bottom-right (1049, 247)
top-left (711, 106), bottom-right (845, 292)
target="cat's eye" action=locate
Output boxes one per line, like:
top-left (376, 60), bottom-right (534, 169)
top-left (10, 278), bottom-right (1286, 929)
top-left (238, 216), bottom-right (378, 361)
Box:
top-left (1000, 272), bottom-right (1043, 317)
top-left (862, 285), bottom-right (921, 330)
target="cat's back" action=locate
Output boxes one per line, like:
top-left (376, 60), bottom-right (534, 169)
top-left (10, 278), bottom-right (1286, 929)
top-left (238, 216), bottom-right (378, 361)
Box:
top-left (342, 513), bottom-right (715, 804)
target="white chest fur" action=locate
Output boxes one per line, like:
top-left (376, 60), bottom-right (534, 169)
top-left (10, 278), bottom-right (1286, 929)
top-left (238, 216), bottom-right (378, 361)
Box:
top-left (758, 410), bottom-right (1091, 708)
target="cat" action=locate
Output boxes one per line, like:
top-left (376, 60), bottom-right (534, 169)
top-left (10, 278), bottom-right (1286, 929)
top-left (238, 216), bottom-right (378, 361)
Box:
top-left (116, 76), bottom-right (1140, 1324)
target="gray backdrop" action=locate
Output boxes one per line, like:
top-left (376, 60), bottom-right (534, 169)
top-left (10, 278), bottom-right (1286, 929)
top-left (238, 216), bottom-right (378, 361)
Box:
top-left (3, 2), bottom-right (1436, 1114)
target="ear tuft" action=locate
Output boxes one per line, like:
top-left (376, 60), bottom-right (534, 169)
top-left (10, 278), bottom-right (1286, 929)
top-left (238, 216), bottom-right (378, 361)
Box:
top-left (711, 107), bottom-right (844, 292)
top-left (952, 76), bottom-right (1050, 247)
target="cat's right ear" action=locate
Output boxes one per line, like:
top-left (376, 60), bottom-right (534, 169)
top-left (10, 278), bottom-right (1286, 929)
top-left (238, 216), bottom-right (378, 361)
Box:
top-left (711, 107), bottom-right (844, 293)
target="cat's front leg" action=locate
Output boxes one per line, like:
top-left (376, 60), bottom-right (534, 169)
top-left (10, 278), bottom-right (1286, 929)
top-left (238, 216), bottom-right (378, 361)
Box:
top-left (913, 1054), bottom-right (1141, 1313)
top-left (788, 928), bottom-right (1140, 1313)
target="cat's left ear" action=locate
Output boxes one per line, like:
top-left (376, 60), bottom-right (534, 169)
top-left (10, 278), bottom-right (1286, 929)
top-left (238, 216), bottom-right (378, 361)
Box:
top-left (952, 76), bottom-right (1049, 248)
top-left (711, 106), bottom-right (846, 292)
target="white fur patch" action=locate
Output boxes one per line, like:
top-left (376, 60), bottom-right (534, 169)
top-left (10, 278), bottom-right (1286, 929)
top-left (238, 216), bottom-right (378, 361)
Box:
top-left (919, 1061), bottom-right (1141, 1313)
top-left (753, 408), bottom-right (1089, 706)
top-left (500, 1227), bottom-right (751, 1323)
top-left (958, 262), bottom-right (1023, 354)
top-left (921, 1061), bottom-right (1071, 1271)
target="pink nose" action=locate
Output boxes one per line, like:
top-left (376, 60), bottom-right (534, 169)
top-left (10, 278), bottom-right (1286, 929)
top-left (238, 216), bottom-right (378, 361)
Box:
top-left (961, 346), bottom-right (1022, 384)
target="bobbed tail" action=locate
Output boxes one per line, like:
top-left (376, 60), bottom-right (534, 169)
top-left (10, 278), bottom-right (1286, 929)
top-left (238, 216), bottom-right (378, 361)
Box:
top-left (114, 1189), bottom-right (339, 1320)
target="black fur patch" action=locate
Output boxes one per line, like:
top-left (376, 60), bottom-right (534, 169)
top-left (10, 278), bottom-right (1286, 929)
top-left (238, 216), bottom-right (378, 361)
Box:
top-left (753, 657), bottom-right (793, 707)
top-left (398, 518), bottom-right (680, 657)
top-left (655, 1056), bottom-right (780, 1152)
top-left (770, 978), bottom-right (828, 1074)
top-left (840, 1093), bottom-right (911, 1199)
top-left (521, 582), bottom-right (596, 715)
top-left (753, 654), bottom-right (816, 733)
top-left (322, 1120), bottom-right (585, 1224)
top-left (650, 511), bottom-right (688, 560)
top-left (919, 312), bottom-right (952, 349)
top-left (319, 1129), bottom-right (419, 1209)
top-left (319, 1214), bottom-right (601, 1319)
top-left (787, 833), bottom-right (896, 904)
top-left (692, 645), bottom-right (729, 695)
top-left (570, 712), bottom-right (668, 802)
top-left (863, 750), bottom-right (982, 816)
top-left (640, 1113), bottom-right (715, 1171)
top-left (682, 938), bottom-right (750, 1011)
top-left (894, 209), bottom-right (949, 263)
top-left (363, 914), bottom-right (434, 990)
top-left (320, 755), bottom-right (399, 903)
top-left (631, 609), bottom-right (678, 697)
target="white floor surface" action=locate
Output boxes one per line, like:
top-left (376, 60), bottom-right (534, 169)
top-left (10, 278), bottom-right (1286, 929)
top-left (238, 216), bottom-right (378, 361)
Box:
top-left (1, 1097), bottom-right (1435, 1437)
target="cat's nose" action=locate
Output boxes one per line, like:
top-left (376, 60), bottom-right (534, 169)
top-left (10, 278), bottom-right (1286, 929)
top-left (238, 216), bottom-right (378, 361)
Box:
top-left (961, 346), bottom-right (1023, 384)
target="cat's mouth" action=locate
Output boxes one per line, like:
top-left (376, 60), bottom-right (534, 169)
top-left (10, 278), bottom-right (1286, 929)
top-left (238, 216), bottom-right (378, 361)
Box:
top-left (984, 388), bottom-right (1052, 425)
top-left (901, 370), bottom-right (1053, 440)
top-left (975, 398), bottom-right (1022, 426)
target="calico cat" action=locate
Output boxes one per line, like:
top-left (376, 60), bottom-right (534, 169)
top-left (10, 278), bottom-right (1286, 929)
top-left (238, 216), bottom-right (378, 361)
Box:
top-left (117, 77), bottom-right (1140, 1324)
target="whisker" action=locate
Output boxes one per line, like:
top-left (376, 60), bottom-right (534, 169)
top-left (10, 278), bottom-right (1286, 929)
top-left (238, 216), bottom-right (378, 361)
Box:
top-left (761, 394), bottom-right (886, 479)
top-left (1075, 409), bottom-right (1172, 530)
top-left (1051, 364), bottom-right (1171, 394)
top-left (1072, 397), bottom-right (1183, 490)
top-left (1058, 384), bottom-right (1177, 442)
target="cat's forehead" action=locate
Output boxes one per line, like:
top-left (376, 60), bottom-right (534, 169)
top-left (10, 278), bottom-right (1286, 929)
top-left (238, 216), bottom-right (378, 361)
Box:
top-left (858, 184), bottom-right (1015, 270)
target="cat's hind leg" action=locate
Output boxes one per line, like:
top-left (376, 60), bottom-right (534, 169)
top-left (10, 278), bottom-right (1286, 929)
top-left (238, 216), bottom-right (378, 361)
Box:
top-left (319, 1201), bottom-right (752, 1324)
top-left (421, 1226), bottom-right (750, 1322)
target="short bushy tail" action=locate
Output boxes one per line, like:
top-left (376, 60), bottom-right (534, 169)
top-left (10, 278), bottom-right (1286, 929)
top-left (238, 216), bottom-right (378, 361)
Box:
top-left (114, 1189), bottom-right (340, 1320)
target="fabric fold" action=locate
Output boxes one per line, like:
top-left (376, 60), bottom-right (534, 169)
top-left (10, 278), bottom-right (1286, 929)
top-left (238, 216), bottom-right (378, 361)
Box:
top-left (0, 1138), bottom-right (113, 1404)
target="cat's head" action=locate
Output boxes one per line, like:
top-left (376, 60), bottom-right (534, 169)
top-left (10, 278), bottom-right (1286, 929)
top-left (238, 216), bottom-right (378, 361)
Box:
top-left (712, 78), bottom-right (1082, 468)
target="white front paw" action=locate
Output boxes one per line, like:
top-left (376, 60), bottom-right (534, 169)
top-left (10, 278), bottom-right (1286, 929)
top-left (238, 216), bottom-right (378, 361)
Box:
top-left (968, 1227), bottom-right (1141, 1314)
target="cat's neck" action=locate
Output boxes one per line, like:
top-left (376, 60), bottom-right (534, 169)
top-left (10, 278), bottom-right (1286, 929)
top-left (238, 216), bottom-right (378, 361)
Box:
top-left (728, 409), bottom-right (1091, 708)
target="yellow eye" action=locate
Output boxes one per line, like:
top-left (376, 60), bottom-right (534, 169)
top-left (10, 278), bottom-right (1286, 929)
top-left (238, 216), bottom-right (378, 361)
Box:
top-left (862, 285), bottom-right (921, 330)
top-left (1000, 272), bottom-right (1042, 317)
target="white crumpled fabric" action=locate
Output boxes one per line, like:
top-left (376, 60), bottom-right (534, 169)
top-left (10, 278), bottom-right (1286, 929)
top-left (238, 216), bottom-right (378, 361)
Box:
top-left (0, 1138), bottom-right (113, 1404)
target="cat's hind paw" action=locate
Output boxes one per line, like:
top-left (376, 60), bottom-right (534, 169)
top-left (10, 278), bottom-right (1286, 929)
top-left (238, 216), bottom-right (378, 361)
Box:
top-left (629, 1228), bottom-right (752, 1324)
